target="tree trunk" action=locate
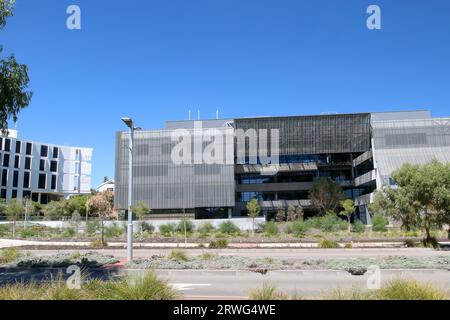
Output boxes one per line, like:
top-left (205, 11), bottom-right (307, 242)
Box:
top-left (12, 220), bottom-right (16, 238)
top-left (348, 216), bottom-right (352, 232)
top-left (101, 219), bottom-right (104, 247)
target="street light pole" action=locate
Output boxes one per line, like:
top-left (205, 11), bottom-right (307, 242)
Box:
top-left (122, 117), bottom-right (136, 262)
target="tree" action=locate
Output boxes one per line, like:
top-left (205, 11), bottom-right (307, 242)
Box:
top-left (86, 192), bottom-right (114, 246)
top-left (1, 0), bottom-right (32, 130)
top-left (387, 160), bottom-right (450, 245)
top-left (286, 205), bottom-right (304, 222)
top-left (246, 198), bottom-right (261, 234)
top-left (131, 201), bottom-right (151, 233)
top-left (309, 178), bottom-right (345, 215)
top-left (70, 210), bottom-right (81, 234)
top-left (275, 204), bottom-right (285, 222)
top-left (65, 195), bottom-right (89, 217)
top-left (340, 199), bottom-right (355, 232)
top-left (42, 201), bottom-right (66, 220)
top-left (5, 199), bottom-right (23, 237)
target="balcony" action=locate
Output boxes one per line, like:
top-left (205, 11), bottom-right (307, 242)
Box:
top-left (354, 169), bottom-right (377, 187)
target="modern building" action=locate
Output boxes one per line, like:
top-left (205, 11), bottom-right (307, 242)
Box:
top-left (114, 110), bottom-right (450, 222)
top-left (97, 178), bottom-right (114, 193)
top-left (0, 130), bottom-right (93, 204)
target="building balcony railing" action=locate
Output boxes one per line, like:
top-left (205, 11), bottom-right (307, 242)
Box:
top-left (353, 150), bottom-right (373, 167)
top-left (354, 193), bottom-right (374, 206)
top-left (354, 169), bottom-right (377, 187)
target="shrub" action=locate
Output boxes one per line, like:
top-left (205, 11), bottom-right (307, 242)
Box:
top-left (18, 225), bottom-right (51, 239)
top-left (264, 221), bottom-right (279, 236)
top-left (248, 283), bottom-right (288, 300)
top-left (167, 250), bottom-right (188, 262)
top-left (62, 227), bottom-right (76, 238)
top-left (86, 220), bottom-right (100, 236)
top-left (0, 224), bottom-right (10, 237)
top-left (176, 219), bottom-right (195, 233)
top-left (319, 239), bottom-right (340, 248)
top-left (199, 252), bottom-right (216, 260)
top-left (218, 221), bottom-right (240, 235)
top-left (209, 239), bottom-right (228, 249)
top-left (377, 279), bottom-right (448, 300)
top-left (141, 222), bottom-right (155, 233)
top-left (104, 222), bottom-right (124, 238)
top-left (90, 238), bottom-right (108, 248)
top-left (158, 223), bottom-right (176, 236)
top-left (308, 213), bottom-right (346, 232)
top-left (353, 220), bottom-right (365, 233)
top-left (197, 222), bottom-right (215, 235)
top-left (371, 215), bottom-right (388, 232)
top-left (291, 221), bottom-right (310, 236)
top-left (0, 247), bottom-right (21, 264)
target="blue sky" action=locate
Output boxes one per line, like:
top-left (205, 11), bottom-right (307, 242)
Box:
top-left (2, 0), bottom-right (450, 187)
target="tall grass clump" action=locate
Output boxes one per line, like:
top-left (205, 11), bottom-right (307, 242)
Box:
top-left (218, 221), bottom-right (240, 235)
top-left (248, 283), bottom-right (289, 300)
top-left (377, 279), bottom-right (448, 300)
top-left (319, 239), bottom-right (340, 248)
top-left (198, 222), bottom-right (215, 236)
top-left (167, 249), bottom-right (189, 262)
top-left (158, 223), bottom-right (176, 236)
top-left (264, 221), bottom-right (279, 236)
top-left (176, 219), bottom-right (195, 234)
top-left (291, 221), bottom-right (310, 236)
top-left (0, 247), bottom-right (22, 264)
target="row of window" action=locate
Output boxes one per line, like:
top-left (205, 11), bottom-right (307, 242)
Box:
top-left (0, 138), bottom-right (59, 158)
top-left (0, 189), bottom-right (52, 203)
top-left (1, 153), bottom-right (58, 172)
top-left (0, 169), bottom-right (57, 190)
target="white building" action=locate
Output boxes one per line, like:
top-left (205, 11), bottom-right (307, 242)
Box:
top-left (97, 178), bottom-right (114, 193)
top-left (0, 130), bottom-right (93, 204)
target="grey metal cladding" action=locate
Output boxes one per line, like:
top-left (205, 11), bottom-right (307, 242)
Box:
top-left (234, 113), bottom-right (371, 155)
top-left (114, 129), bottom-right (235, 210)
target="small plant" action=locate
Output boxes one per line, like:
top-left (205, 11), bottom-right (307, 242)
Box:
top-left (352, 220), bottom-right (365, 233)
top-left (62, 227), bottom-right (76, 238)
top-left (176, 219), bottom-right (195, 234)
top-left (85, 220), bottom-right (100, 236)
top-left (199, 252), bottom-right (216, 260)
top-left (209, 239), bottom-right (228, 249)
top-left (371, 215), bottom-right (388, 232)
top-left (248, 283), bottom-right (288, 300)
top-left (0, 247), bottom-right (21, 264)
top-left (344, 243), bottom-right (352, 249)
top-left (90, 238), bottom-right (108, 248)
top-left (264, 221), bottom-right (279, 236)
top-left (158, 223), bottom-right (176, 236)
top-left (377, 278), bottom-right (448, 300)
top-left (141, 222), bottom-right (155, 233)
top-left (104, 222), bottom-right (124, 238)
top-left (291, 220), bottom-right (310, 236)
top-left (197, 222), bottom-right (215, 235)
top-left (319, 239), bottom-right (340, 248)
top-left (167, 250), bottom-right (188, 262)
top-left (218, 221), bottom-right (240, 235)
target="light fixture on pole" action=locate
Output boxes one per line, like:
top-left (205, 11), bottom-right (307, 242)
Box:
top-left (121, 116), bottom-right (140, 262)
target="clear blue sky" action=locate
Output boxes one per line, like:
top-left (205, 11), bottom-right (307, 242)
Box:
top-left (2, 0), bottom-right (450, 187)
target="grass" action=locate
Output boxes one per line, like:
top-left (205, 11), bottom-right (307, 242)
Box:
top-left (89, 238), bottom-right (108, 248)
top-left (0, 271), bottom-right (176, 300)
top-left (0, 247), bottom-right (22, 264)
top-left (319, 239), bottom-right (340, 248)
top-left (199, 252), bottom-right (216, 260)
top-left (167, 249), bottom-right (189, 262)
top-left (248, 283), bottom-right (289, 300)
top-left (209, 238), bottom-right (228, 249)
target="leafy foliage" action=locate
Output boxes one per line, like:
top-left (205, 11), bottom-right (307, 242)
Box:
top-left (218, 220), bottom-right (240, 234)
top-left (309, 178), bottom-right (344, 215)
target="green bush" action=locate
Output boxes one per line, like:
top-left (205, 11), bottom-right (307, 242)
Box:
top-left (319, 239), bottom-right (340, 248)
top-left (176, 219), bottom-right (195, 233)
top-left (218, 221), bottom-right (240, 234)
top-left (167, 250), bottom-right (188, 262)
top-left (90, 238), bottom-right (108, 248)
top-left (248, 283), bottom-right (289, 300)
top-left (209, 238), bottom-right (228, 249)
top-left (307, 213), bottom-right (346, 232)
top-left (371, 215), bottom-right (388, 232)
top-left (377, 279), bottom-right (448, 300)
top-left (291, 221), bottom-right (310, 236)
top-left (197, 222), bottom-right (215, 235)
top-left (141, 222), bottom-right (155, 233)
top-left (0, 224), bottom-right (10, 237)
top-left (0, 247), bottom-right (22, 264)
top-left (158, 223), bottom-right (176, 236)
top-left (104, 222), bottom-right (124, 238)
top-left (18, 225), bottom-right (51, 239)
top-left (86, 220), bottom-right (100, 236)
top-left (353, 220), bottom-right (366, 233)
top-left (62, 227), bottom-right (76, 238)
top-left (264, 221), bottom-right (279, 236)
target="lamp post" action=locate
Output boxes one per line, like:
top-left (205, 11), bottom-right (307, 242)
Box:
top-left (121, 117), bottom-right (140, 262)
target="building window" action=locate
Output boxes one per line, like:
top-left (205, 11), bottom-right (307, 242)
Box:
top-left (73, 176), bottom-right (78, 191)
top-left (23, 171), bottom-right (30, 188)
top-left (31, 192), bottom-right (39, 202)
top-left (14, 155), bottom-right (20, 169)
top-left (51, 174), bottom-right (57, 190)
top-left (12, 170), bottom-right (18, 188)
top-left (4, 139), bottom-right (10, 152)
top-left (22, 190), bottom-right (31, 199)
top-left (15, 140), bottom-right (21, 153)
top-left (3, 154), bottom-right (9, 167)
top-left (40, 145), bottom-right (48, 157)
top-left (38, 173), bottom-right (46, 189)
top-left (26, 142), bottom-right (32, 155)
top-left (1, 169), bottom-right (7, 187)
top-left (39, 159), bottom-right (45, 171)
top-left (0, 138), bottom-right (2, 150)
top-left (75, 149), bottom-right (81, 161)
top-left (0, 189), bottom-right (6, 199)
top-left (25, 157), bottom-right (31, 170)
top-left (12, 189), bottom-right (17, 198)
top-left (50, 160), bottom-right (57, 172)
top-left (53, 147), bottom-right (58, 159)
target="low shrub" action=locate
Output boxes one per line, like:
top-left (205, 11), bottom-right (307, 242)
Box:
top-left (104, 222), bottom-right (124, 238)
top-left (158, 223), bottom-right (176, 237)
top-left (319, 239), bottom-right (340, 248)
top-left (199, 252), bottom-right (216, 260)
top-left (141, 222), bottom-right (155, 233)
top-left (209, 238), bottom-right (228, 249)
top-left (86, 220), bottom-right (100, 236)
top-left (377, 279), bottom-right (448, 300)
top-left (264, 221), bottom-right (279, 236)
top-left (197, 222), bottom-right (215, 235)
top-left (0, 247), bottom-right (22, 264)
top-left (18, 225), bottom-right (52, 239)
top-left (353, 220), bottom-right (366, 233)
top-left (248, 283), bottom-right (289, 300)
top-left (308, 213), bottom-right (347, 232)
top-left (0, 224), bottom-right (10, 237)
top-left (90, 238), bottom-right (108, 248)
top-left (62, 227), bottom-right (76, 238)
top-left (371, 215), bottom-right (388, 232)
top-left (291, 221), bottom-right (310, 236)
top-left (167, 250), bottom-right (188, 262)
top-left (218, 221), bottom-right (240, 235)
top-left (176, 219), bottom-right (195, 233)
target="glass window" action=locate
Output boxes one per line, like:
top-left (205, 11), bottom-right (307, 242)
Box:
top-left (39, 159), bottom-right (45, 171)
top-left (0, 189), bottom-right (6, 199)
top-left (0, 138), bottom-right (2, 150)
top-left (26, 142), bottom-right (32, 155)
top-left (15, 140), bottom-right (21, 153)
top-left (38, 173), bottom-right (46, 189)
top-left (11, 189), bottom-right (17, 198)
top-left (53, 147), bottom-right (58, 159)
top-left (12, 170), bottom-right (18, 188)
top-left (51, 174), bottom-right (57, 190)
top-left (40, 145), bottom-right (48, 157)
top-left (50, 160), bottom-right (57, 172)
top-left (31, 192), bottom-right (39, 202)
top-left (22, 190), bottom-right (31, 198)
top-left (1, 169), bottom-right (7, 187)
top-left (25, 157), bottom-right (31, 170)
top-left (23, 171), bottom-right (30, 188)
top-left (14, 155), bottom-right (19, 169)
top-left (3, 154), bottom-right (9, 167)
top-left (4, 139), bottom-right (10, 152)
